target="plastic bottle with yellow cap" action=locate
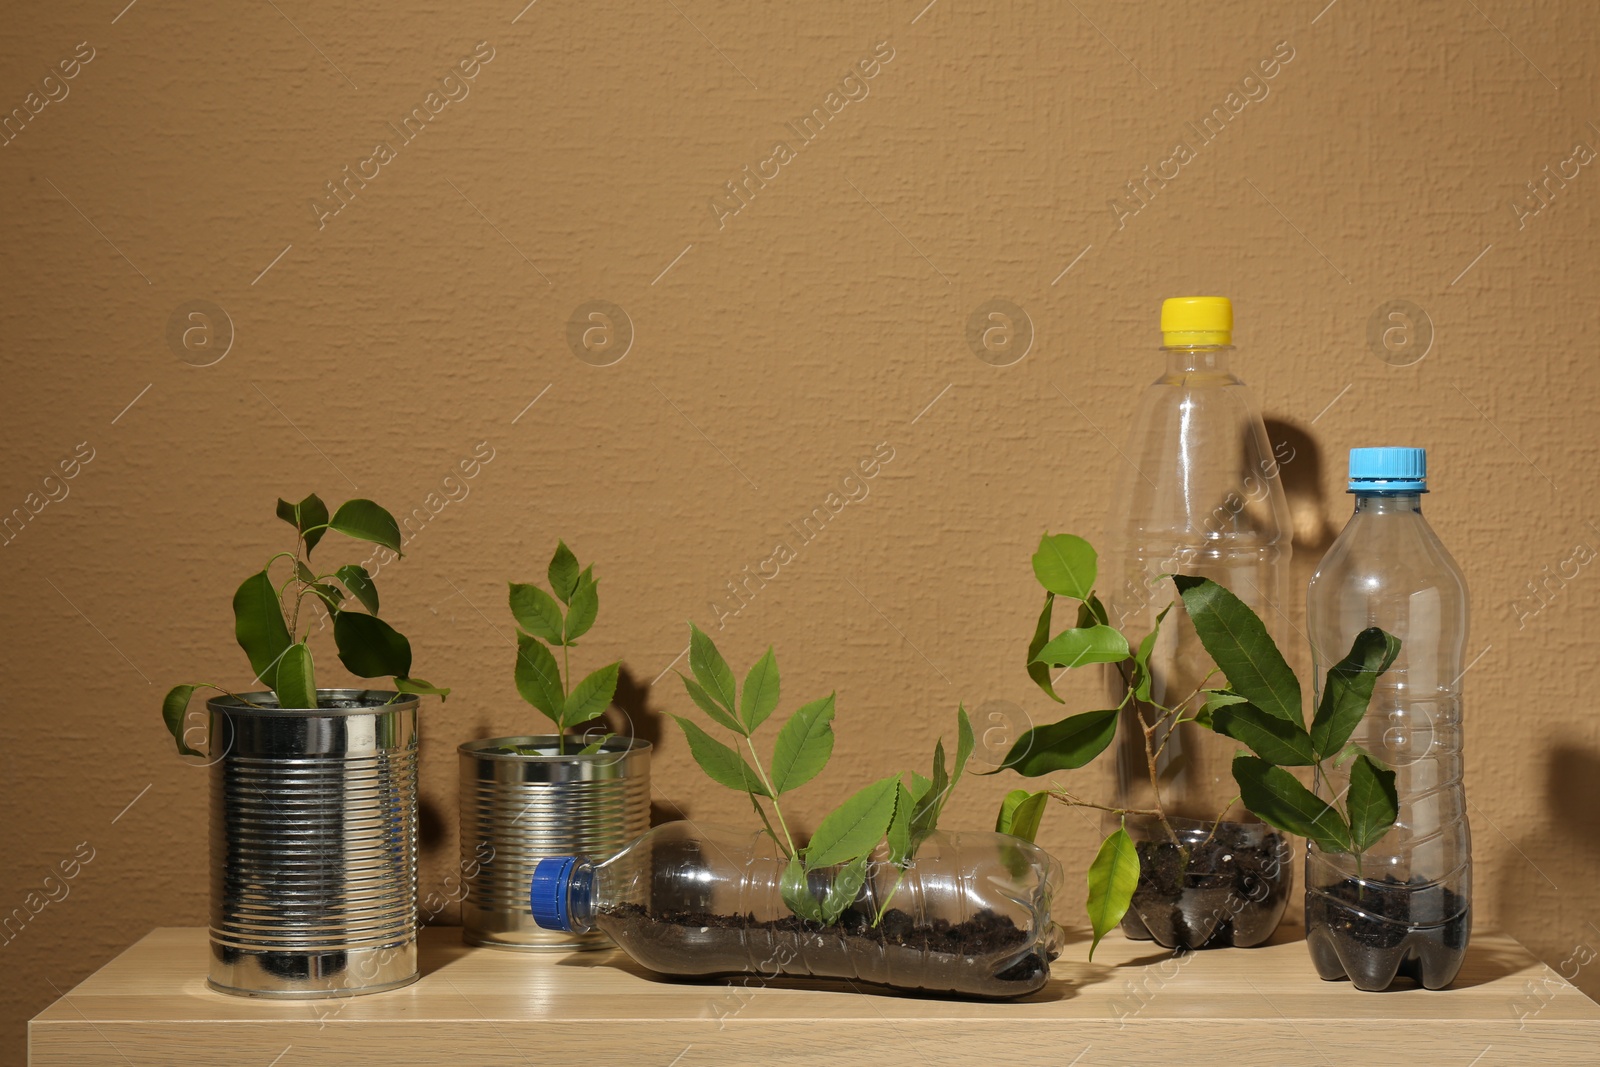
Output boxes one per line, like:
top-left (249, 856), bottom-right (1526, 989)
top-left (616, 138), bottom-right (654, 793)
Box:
top-left (1101, 296), bottom-right (1295, 949)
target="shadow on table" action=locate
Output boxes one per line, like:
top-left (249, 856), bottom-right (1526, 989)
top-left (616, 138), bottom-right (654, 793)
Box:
top-left (417, 933), bottom-right (479, 980)
top-left (1445, 936), bottom-right (1542, 990)
top-left (555, 949), bottom-right (1079, 1004)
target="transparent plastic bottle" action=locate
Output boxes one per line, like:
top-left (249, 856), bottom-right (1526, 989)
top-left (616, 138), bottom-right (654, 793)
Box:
top-left (528, 821), bottom-right (1063, 998)
top-left (1104, 296), bottom-right (1295, 949)
top-left (1305, 447), bottom-right (1471, 990)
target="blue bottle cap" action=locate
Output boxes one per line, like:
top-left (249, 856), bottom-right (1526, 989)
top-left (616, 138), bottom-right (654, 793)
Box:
top-left (1348, 446), bottom-right (1427, 493)
top-left (529, 856), bottom-right (577, 931)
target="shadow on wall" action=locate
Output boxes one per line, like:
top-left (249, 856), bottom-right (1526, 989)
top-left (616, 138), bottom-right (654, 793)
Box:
top-left (1547, 746), bottom-right (1600, 851)
top-left (1266, 417), bottom-right (1335, 670)
top-left (1264, 418), bottom-right (1338, 563)
top-left (1487, 745), bottom-right (1600, 1002)
top-left (609, 666), bottom-right (687, 826)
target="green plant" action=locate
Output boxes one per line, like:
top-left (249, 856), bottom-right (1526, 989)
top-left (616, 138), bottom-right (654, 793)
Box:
top-left (992, 533), bottom-right (1402, 956)
top-left (673, 623), bottom-right (973, 925)
top-left (508, 540), bottom-right (620, 756)
top-left (160, 494), bottom-right (449, 755)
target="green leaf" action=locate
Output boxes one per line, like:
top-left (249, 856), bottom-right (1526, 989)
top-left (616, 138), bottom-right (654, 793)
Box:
top-left (996, 789), bottom-right (1050, 842)
top-left (909, 738), bottom-right (951, 847)
top-left (1195, 689), bottom-right (1247, 729)
top-left (276, 494), bottom-right (330, 556)
top-left (1211, 702), bottom-right (1318, 766)
top-left (577, 733), bottom-right (612, 755)
top-left (688, 623), bottom-right (738, 713)
top-left (1346, 752), bottom-right (1400, 853)
top-left (161, 684), bottom-right (203, 757)
top-left (514, 633), bottom-right (564, 724)
top-left (780, 853), bottom-right (825, 922)
top-left (1173, 575), bottom-right (1302, 725)
top-left (395, 677), bottom-right (450, 700)
top-left (952, 704), bottom-right (975, 782)
top-left (672, 715), bottom-right (770, 796)
top-left (564, 662), bottom-right (620, 727)
top-left (333, 611), bottom-right (413, 678)
top-left (275, 642), bottom-right (318, 709)
top-left (294, 560), bottom-right (316, 583)
top-left (233, 569), bottom-right (292, 690)
top-left (740, 647), bottom-right (781, 733)
top-left (508, 582), bottom-right (564, 643)
top-left (1032, 533), bottom-right (1097, 600)
top-left (564, 572), bottom-right (599, 643)
top-left (679, 673), bottom-right (745, 734)
top-left (1310, 627), bottom-right (1402, 760)
top-left (328, 499), bottom-right (402, 554)
top-left (1086, 828), bottom-right (1139, 960)
top-left (806, 775), bottom-right (899, 869)
top-left (998, 708), bottom-right (1120, 777)
top-left (548, 540), bottom-right (581, 604)
top-left (886, 781), bottom-right (915, 866)
top-left (1132, 604), bottom-right (1171, 702)
top-left (1031, 625), bottom-right (1131, 669)
top-left (335, 565), bottom-right (379, 614)
top-left (769, 694), bottom-right (835, 795)
top-left (821, 855), bottom-right (869, 925)
top-left (1025, 592), bottom-right (1064, 703)
top-left (1232, 755), bottom-right (1352, 853)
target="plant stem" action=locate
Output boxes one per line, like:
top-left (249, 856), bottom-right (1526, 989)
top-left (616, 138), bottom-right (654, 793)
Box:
top-left (746, 793), bottom-right (785, 855)
top-left (1201, 794), bottom-right (1241, 849)
top-left (1141, 717), bottom-right (1183, 853)
top-left (559, 641), bottom-right (570, 757)
top-left (742, 737), bottom-right (797, 857)
top-left (1048, 789), bottom-right (1161, 819)
top-left (871, 864), bottom-right (908, 927)
top-left (286, 534), bottom-right (306, 642)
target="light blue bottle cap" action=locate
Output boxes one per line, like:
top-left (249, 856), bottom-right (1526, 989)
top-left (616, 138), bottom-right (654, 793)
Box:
top-left (530, 856), bottom-right (577, 931)
top-left (1348, 447), bottom-right (1427, 493)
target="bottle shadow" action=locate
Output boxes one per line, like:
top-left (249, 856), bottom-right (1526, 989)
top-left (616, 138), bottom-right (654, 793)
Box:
top-left (1263, 417), bottom-right (1338, 603)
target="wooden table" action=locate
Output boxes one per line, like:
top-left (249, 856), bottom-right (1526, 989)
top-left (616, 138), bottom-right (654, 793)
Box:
top-left (30, 925), bottom-right (1600, 1065)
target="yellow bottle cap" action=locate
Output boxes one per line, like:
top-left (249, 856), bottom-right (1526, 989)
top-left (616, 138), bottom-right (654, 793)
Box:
top-left (1160, 296), bottom-right (1232, 346)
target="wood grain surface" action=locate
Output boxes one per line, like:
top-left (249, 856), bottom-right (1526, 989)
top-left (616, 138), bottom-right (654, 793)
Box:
top-left (30, 925), bottom-right (1600, 1065)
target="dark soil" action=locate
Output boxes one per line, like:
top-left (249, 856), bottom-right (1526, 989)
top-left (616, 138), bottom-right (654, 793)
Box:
top-left (1306, 876), bottom-right (1470, 990)
top-left (596, 902), bottom-right (1052, 999)
top-left (1121, 821), bottom-right (1291, 949)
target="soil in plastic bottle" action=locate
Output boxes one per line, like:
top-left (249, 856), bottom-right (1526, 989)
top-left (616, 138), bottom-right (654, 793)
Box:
top-left (1306, 875), bottom-right (1470, 990)
top-left (1122, 822), bottom-right (1290, 949)
top-left (597, 902), bottom-right (1052, 999)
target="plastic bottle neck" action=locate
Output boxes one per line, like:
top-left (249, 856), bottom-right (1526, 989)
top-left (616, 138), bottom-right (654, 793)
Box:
top-left (1162, 345), bottom-right (1233, 376)
top-left (1352, 492), bottom-right (1423, 514)
top-left (568, 863), bottom-right (597, 932)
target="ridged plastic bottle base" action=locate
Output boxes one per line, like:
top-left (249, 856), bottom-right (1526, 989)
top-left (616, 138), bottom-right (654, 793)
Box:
top-left (1305, 883), bottom-right (1470, 991)
top-left (1118, 823), bottom-right (1292, 949)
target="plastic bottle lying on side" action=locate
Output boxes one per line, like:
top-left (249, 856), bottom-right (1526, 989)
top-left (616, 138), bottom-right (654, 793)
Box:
top-left (529, 821), bottom-right (1064, 999)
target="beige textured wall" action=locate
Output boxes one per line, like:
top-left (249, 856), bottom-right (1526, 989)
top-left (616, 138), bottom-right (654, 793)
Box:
top-left (4, 0), bottom-right (1598, 1060)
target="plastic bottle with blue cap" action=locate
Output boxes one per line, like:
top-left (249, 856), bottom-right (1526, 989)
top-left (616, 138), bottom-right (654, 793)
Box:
top-left (1304, 446), bottom-right (1472, 990)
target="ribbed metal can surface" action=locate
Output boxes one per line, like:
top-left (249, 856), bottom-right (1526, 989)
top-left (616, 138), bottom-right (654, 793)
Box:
top-left (458, 735), bottom-right (650, 949)
top-left (208, 690), bottom-right (419, 998)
